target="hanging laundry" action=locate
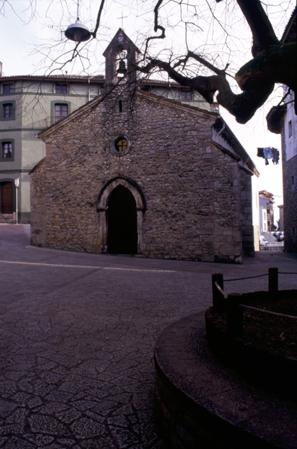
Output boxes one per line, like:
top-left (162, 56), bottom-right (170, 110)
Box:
top-left (257, 147), bottom-right (279, 165)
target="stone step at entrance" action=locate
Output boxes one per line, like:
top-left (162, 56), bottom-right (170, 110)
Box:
top-left (0, 213), bottom-right (16, 224)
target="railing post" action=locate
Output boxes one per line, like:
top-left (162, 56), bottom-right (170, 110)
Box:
top-left (268, 267), bottom-right (278, 293)
top-left (212, 273), bottom-right (224, 309)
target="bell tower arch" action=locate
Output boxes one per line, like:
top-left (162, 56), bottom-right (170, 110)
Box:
top-left (103, 28), bottom-right (140, 88)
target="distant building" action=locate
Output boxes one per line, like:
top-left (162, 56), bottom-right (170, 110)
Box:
top-left (259, 190), bottom-right (274, 232)
top-left (30, 29), bottom-right (257, 263)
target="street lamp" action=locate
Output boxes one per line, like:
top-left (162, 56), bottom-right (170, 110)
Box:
top-left (65, 0), bottom-right (91, 42)
top-left (65, 19), bottom-right (91, 42)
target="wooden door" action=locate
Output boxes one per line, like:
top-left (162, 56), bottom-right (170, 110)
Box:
top-left (107, 186), bottom-right (137, 254)
top-left (1, 182), bottom-right (14, 213)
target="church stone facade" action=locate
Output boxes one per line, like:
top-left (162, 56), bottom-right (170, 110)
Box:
top-left (30, 30), bottom-right (256, 263)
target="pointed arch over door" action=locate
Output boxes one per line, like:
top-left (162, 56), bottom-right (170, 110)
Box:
top-left (107, 186), bottom-right (137, 254)
top-left (97, 177), bottom-right (146, 254)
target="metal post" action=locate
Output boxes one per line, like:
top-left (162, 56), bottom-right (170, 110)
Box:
top-left (14, 178), bottom-right (20, 224)
top-left (268, 267), bottom-right (278, 293)
top-left (212, 273), bottom-right (224, 309)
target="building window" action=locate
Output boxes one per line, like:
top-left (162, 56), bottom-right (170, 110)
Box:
top-left (0, 141), bottom-right (14, 160)
top-left (2, 83), bottom-right (15, 95)
top-left (55, 83), bottom-right (68, 95)
top-left (114, 136), bottom-right (129, 153)
top-left (54, 103), bottom-right (69, 122)
top-left (2, 102), bottom-right (15, 120)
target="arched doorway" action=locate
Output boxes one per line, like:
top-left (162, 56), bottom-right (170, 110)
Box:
top-left (97, 177), bottom-right (146, 254)
top-left (107, 186), bottom-right (137, 254)
top-left (0, 182), bottom-right (14, 214)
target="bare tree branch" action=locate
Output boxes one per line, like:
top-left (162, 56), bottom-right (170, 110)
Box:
top-left (1, 0), bottom-right (295, 129)
top-left (91, 0), bottom-right (106, 39)
top-left (217, 0), bottom-right (279, 55)
top-left (144, 0), bottom-right (166, 56)
top-left (138, 32), bottom-right (296, 124)
top-left (137, 0), bottom-right (296, 126)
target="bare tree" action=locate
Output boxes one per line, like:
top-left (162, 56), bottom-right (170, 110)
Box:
top-left (1, 0), bottom-right (296, 125)
top-left (138, 0), bottom-right (296, 124)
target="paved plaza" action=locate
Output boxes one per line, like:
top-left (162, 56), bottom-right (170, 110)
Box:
top-left (0, 225), bottom-right (296, 449)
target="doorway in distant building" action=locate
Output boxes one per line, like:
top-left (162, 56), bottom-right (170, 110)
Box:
top-left (0, 182), bottom-right (14, 214)
top-left (107, 185), bottom-right (137, 254)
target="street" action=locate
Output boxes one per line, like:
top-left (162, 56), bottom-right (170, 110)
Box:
top-left (0, 225), bottom-right (296, 449)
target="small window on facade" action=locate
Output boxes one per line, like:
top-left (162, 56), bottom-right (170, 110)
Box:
top-left (292, 176), bottom-right (295, 185)
top-left (119, 99), bottom-right (123, 113)
top-left (2, 102), bottom-right (14, 120)
top-left (114, 136), bottom-right (128, 153)
top-left (2, 83), bottom-right (15, 95)
top-left (55, 83), bottom-right (68, 95)
top-left (54, 103), bottom-right (69, 122)
top-left (288, 120), bottom-right (292, 137)
top-left (1, 141), bottom-right (13, 160)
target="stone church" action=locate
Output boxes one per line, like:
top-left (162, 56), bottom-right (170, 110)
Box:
top-left (30, 29), bottom-right (257, 263)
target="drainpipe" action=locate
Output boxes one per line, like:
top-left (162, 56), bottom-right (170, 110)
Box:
top-left (14, 178), bottom-right (20, 224)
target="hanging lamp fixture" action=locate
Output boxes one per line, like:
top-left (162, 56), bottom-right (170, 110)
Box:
top-left (65, 0), bottom-right (91, 42)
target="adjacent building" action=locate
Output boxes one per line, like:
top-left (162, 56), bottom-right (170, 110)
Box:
top-left (282, 86), bottom-right (297, 252)
top-left (0, 74), bottom-right (103, 223)
top-left (267, 7), bottom-right (297, 253)
top-left (30, 29), bottom-right (257, 262)
top-left (278, 205), bottom-right (284, 231)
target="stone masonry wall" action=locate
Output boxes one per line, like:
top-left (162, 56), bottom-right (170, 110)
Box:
top-left (239, 168), bottom-right (255, 256)
top-left (31, 89), bottom-right (246, 262)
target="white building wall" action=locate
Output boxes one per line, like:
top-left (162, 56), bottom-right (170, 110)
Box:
top-left (283, 90), bottom-right (297, 161)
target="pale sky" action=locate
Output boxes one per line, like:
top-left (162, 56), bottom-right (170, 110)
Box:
top-left (1, 0), bottom-right (293, 213)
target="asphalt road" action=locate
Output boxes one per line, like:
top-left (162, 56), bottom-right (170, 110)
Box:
top-left (0, 225), bottom-right (296, 449)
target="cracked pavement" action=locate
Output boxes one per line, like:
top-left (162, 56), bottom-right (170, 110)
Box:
top-left (0, 225), bottom-right (296, 449)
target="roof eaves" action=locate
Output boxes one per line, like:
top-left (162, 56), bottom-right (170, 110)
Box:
top-left (140, 78), bottom-right (193, 91)
top-left (137, 89), bottom-right (218, 118)
top-left (213, 117), bottom-right (259, 176)
top-left (0, 74), bottom-right (104, 84)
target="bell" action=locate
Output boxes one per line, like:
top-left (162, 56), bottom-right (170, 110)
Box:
top-left (65, 18), bottom-right (91, 42)
top-left (117, 59), bottom-right (127, 76)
